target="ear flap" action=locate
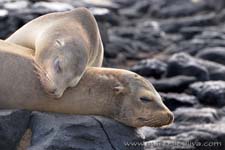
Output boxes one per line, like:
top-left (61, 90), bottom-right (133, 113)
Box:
top-left (113, 85), bottom-right (125, 95)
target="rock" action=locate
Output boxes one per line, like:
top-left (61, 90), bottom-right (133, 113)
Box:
top-left (167, 53), bottom-right (209, 81)
top-left (194, 30), bottom-right (225, 41)
top-left (196, 47), bottom-right (225, 65)
top-left (191, 49), bottom-right (225, 80)
top-left (147, 125), bottom-right (225, 150)
top-left (154, 123), bottom-right (193, 138)
top-left (180, 123), bottom-right (225, 150)
top-left (138, 127), bottom-right (158, 141)
top-left (104, 43), bottom-right (120, 58)
top-left (198, 58), bottom-right (225, 81)
top-left (143, 119), bottom-right (225, 150)
top-left (70, 0), bottom-right (120, 11)
top-left (119, 0), bottom-right (150, 18)
top-left (0, 109), bottom-right (30, 150)
top-left (90, 7), bottom-right (119, 26)
top-left (219, 106), bottom-right (225, 116)
top-left (32, 2), bottom-right (73, 12)
top-left (160, 93), bottom-right (198, 111)
top-left (188, 81), bottom-right (225, 106)
top-left (179, 26), bottom-right (203, 40)
top-left (106, 35), bottom-right (140, 59)
top-left (94, 116), bottom-right (145, 150)
top-left (163, 29), bottom-right (225, 55)
top-left (164, 39), bottom-right (207, 55)
top-left (0, 9), bottom-right (9, 38)
top-left (3, 1), bottom-right (30, 10)
top-left (160, 13), bottom-right (217, 33)
top-left (150, 76), bottom-right (197, 92)
top-left (167, 53), bottom-right (225, 81)
top-left (107, 26), bottom-right (168, 59)
top-left (130, 59), bottom-right (167, 78)
top-left (174, 107), bottom-right (219, 124)
top-left (150, 0), bottom-right (225, 18)
top-left (28, 112), bottom-right (144, 150)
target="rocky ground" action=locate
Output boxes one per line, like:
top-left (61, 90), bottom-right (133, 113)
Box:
top-left (0, 0), bottom-right (225, 149)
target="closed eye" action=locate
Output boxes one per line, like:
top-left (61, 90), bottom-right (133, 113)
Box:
top-left (140, 97), bottom-right (152, 103)
top-left (54, 57), bottom-right (62, 73)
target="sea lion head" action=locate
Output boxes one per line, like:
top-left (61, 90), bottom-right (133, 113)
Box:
top-left (111, 70), bottom-right (174, 128)
top-left (34, 37), bottom-right (88, 98)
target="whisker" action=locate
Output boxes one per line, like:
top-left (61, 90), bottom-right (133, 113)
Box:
top-left (32, 61), bottom-right (55, 96)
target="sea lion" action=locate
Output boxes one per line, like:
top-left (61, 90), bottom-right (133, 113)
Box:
top-left (6, 7), bottom-right (104, 98)
top-left (0, 41), bottom-right (173, 127)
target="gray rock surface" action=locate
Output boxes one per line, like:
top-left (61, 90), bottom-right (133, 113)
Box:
top-left (146, 123), bottom-right (225, 150)
top-left (167, 53), bottom-right (209, 81)
top-left (150, 76), bottom-right (197, 93)
top-left (160, 93), bottom-right (198, 111)
top-left (28, 112), bottom-right (144, 150)
top-left (188, 81), bottom-right (225, 106)
top-left (0, 110), bottom-right (30, 150)
top-left (167, 53), bottom-right (225, 81)
top-left (174, 107), bottom-right (220, 124)
top-left (130, 59), bottom-right (167, 78)
top-left (196, 47), bottom-right (225, 65)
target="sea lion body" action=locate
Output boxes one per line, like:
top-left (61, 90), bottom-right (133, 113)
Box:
top-left (6, 8), bottom-right (104, 98)
top-left (0, 41), bottom-right (173, 128)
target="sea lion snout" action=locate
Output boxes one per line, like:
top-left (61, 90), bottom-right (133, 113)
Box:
top-left (156, 99), bottom-right (174, 126)
top-left (154, 100), bottom-right (174, 126)
top-left (49, 88), bottom-right (64, 99)
top-left (158, 110), bottom-right (174, 126)
top-left (166, 111), bottom-right (174, 125)
top-left (42, 85), bottom-right (64, 99)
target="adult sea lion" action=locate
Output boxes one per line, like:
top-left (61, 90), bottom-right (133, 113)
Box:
top-left (0, 41), bottom-right (173, 127)
top-left (6, 7), bottom-right (104, 98)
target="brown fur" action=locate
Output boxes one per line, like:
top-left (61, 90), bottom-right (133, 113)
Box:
top-left (0, 40), bottom-right (173, 127)
top-left (6, 8), bottom-right (104, 98)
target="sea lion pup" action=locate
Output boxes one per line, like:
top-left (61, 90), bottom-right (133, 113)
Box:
top-left (0, 41), bottom-right (173, 128)
top-left (6, 7), bottom-right (104, 98)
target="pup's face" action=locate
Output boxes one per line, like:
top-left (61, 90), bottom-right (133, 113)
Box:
top-left (113, 73), bottom-right (174, 128)
top-left (35, 39), bottom-right (87, 98)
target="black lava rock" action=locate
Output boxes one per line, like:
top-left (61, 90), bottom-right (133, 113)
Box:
top-left (160, 93), bottom-right (198, 111)
top-left (167, 52), bottom-right (225, 81)
top-left (174, 107), bottom-right (220, 124)
top-left (0, 109), bottom-right (30, 150)
top-left (164, 29), bottom-right (225, 56)
top-left (150, 75), bottom-right (197, 93)
top-left (130, 59), bottom-right (167, 78)
top-left (188, 81), bottom-right (225, 107)
top-left (179, 26), bottom-right (203, 40)
top-left (160, 13), bottom-right (217, 33)
top-left (198, 58), bottom-right (225, 81)
top-left (167, 53), bottom-right (209, 81)
top-left (148, 125), bottom-right (225, 150)
top-left (28, 112), bottom-right (144, 150)
top-left (119, 0), bottom-right (150, 18)
top-left (150, 0), bottom-right (225, 18)
top-left (196, 47), bottom-right (225, 65)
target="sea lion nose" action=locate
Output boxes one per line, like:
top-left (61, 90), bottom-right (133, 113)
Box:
top-left (49, 88), bottom-right (57, 94)
top-left (49, 88), bottom-right (61, 98)
top-left (167, 112), bottom-right (174, 124)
